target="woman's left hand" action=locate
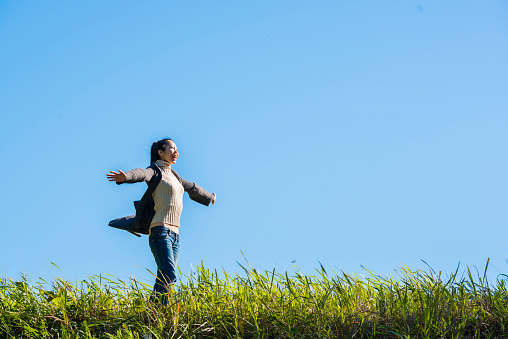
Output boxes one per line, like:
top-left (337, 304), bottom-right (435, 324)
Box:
top-left (107, 170), bottom-right (126, 183)
top-left (212, 193), bottom-right (216, 205)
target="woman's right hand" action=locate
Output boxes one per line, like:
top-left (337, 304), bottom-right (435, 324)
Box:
top-left (107, 170), bottom-right (126, 183)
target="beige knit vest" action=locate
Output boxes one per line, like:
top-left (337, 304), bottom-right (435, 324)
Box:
top-left (150, 160), bottom-right (184, 227)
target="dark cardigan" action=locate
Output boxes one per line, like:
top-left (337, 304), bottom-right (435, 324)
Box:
top-left (109, 164), bottom-right (214, 236)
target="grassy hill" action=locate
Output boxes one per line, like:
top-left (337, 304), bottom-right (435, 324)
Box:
top-left (1, 260), bottom-right (507, 338)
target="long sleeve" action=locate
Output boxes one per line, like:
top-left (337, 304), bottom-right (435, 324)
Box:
top-left (171, 170), bottom-right (214, 206)
top-left (117, 167), bottom-right (156, 185)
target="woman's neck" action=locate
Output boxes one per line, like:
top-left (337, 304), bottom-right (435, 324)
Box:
top-left (156, 159), bottom-right (172, 168)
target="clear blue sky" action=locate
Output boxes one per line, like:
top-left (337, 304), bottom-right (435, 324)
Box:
top-left (1, 1), bottom-right (507, 285)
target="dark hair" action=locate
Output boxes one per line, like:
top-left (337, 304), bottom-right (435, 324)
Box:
top-left (150, 138), bottom-right (173, 164)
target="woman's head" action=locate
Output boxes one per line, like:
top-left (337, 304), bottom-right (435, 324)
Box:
top-left (150, 138), bottom-right (179, 165)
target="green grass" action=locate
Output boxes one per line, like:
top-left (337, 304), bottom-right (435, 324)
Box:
top-left (1, 260), bottom-right (507, 338)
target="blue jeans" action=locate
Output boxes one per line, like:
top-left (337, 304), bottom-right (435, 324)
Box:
top-left (148, 226), bottom-right (180, 304)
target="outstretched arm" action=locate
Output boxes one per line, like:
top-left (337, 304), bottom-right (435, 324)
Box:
top-left (107, 167), bottom-right (156, 184)
top-left (172, 170), bottom-right (216, 206)
top-left (184, 179), bottom-right (216, 206)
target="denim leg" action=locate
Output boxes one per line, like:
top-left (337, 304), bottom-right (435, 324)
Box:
top-left (172, 235), bottom-right (179, 267)
top-left (148, 227), bottom-right (180, 304)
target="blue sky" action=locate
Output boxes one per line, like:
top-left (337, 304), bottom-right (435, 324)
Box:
top-left (1, 1), bottom-right (507, 285)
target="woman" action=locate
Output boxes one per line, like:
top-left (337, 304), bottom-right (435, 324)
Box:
top-left (107, 138), bottom-right (216, 304)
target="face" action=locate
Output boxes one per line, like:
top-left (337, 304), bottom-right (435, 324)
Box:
top-left (158, 140), bottom-right (179, 165)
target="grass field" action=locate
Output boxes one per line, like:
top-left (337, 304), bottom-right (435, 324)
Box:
top-left (1, 260), bottom-right (507, 338)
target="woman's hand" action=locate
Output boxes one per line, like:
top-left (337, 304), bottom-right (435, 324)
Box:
top-left (107, 170), bottom-right (127, 183)
top-left (212, 193), bottom-right (216, 205)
